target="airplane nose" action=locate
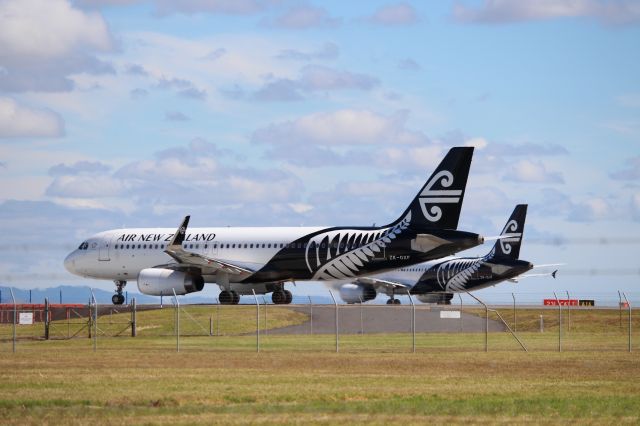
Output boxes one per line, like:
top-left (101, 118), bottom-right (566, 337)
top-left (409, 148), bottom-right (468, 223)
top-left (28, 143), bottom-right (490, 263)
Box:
top-left (64, 252), bottom-right (77, 274)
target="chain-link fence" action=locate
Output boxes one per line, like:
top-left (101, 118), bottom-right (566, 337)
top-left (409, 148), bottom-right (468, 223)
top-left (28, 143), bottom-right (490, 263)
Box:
top-left (1, 291), bottom-right (637, 354)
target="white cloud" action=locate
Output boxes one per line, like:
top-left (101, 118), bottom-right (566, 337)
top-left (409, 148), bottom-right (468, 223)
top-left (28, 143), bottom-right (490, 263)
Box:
top-left (268, 5), bottom-right (341, 29)
top-left (0, 0), bottom-right (112, 59)
top-left (368, 2), bottom-right (419, 25)
top-left (252, 65), bottom-right (378, 101)
top-left (632, 193), bottom-right (640, 221)
top-left (46, 175), bottom-right (130, 198)
top-left (153, 0), bottom-right (263, 16)
top-left (0, 0), bottom-right (114, 92)
top-left (569, 197), bottom-right (611, 221)
top-left (276, 42), bottom-right (339, 61)
top-left (398, 58), bottom-right (421, 71)
top-left (616, 93), bottom-right (640, 108)
top-left (610, 156), bottom-right (640, 180)
top-left (464, 137), bottom-right (489, 150)
top-left (503, 159), bottom-right (564, 183)
top-left (253, 109), bottom-right (426, 147)
top-left (0, 97), bottom-right (64, 138)
top-left (453, 0), bottom-right (640, 26)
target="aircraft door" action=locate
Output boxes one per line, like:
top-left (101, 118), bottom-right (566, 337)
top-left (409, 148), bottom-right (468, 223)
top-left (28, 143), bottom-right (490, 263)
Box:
top-left (209, 241), bottom-right (219, 257)
top-left (98, 238), bottom-right (111, 261)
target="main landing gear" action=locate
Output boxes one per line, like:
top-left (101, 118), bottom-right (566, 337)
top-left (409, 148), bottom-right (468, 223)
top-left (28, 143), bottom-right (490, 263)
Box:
top-left (386, 298), bottom-right (401, 305)
top-left (112, 280), bottom-right (126, 305)
top-left (272, 289), bottom-right (292, 305)
top-left (219, 290), bottom-right (240, 305)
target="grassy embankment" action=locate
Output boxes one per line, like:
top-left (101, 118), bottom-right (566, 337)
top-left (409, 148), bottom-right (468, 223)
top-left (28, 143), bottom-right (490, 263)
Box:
top-left (0, 306), bottom-right (639, 424)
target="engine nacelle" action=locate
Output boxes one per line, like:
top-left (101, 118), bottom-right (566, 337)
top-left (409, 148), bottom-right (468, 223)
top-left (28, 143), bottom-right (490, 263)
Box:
top-left (339, 283), bottom-right (377, 304)
top-left (137, 268), bottom-right (205, 296)
top-left (416, 293), bottom-right (454, 304)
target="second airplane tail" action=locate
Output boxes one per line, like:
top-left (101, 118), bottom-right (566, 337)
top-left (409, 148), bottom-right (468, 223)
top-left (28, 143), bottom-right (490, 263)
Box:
top-left (389, 146), bottom-right (474, 230)
top-left (491, 204), bottom-right (528, 260)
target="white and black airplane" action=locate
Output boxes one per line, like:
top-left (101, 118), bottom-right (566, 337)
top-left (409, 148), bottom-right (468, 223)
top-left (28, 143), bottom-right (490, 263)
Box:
top-left (64, 147), bottom-right (486, 305)
top-left (337, 204), bottom-right (559, 304)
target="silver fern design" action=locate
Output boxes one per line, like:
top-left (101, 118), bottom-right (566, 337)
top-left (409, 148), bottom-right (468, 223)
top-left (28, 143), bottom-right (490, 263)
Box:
top-left (499, 219), bottom-right (521, 254)
top-left (419, 170), bottom-right (462, 222)
top-left (305, 213), bottom-right (412, 280)
top-left (436, 251), bottom-right (493, 291)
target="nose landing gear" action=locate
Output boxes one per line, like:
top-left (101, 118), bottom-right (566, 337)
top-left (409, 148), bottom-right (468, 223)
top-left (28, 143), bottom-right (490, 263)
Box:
top-left (112, 280), bottom-right (126, 305)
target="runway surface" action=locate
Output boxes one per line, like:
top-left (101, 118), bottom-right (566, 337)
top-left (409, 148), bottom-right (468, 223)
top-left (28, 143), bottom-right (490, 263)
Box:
top-left (266, 305), bottom-right (506, 334)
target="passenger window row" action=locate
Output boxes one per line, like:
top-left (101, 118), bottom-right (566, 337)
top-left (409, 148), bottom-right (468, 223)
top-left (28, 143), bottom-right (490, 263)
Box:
top-left (113, 242), bottom-right (310, 251)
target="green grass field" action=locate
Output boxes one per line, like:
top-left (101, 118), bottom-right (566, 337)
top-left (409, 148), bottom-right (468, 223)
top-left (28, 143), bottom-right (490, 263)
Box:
top-left (1, 306), bottom-right (639, 424)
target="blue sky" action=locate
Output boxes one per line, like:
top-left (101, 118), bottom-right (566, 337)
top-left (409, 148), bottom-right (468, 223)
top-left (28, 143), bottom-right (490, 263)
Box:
top-left (1, 0), bottom-right (639, 302)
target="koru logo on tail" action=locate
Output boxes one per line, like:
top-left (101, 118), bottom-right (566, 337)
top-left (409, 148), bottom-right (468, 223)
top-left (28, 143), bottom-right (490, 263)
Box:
top-left (419, 170), bottom-right (462, 222)
top-left (499, 219), bottom-right (521, 254)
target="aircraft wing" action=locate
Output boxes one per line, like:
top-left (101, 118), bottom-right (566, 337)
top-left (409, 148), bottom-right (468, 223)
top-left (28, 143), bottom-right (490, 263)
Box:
top-left (163, 216), bottom-right (255, 277)
top-left (508, 269), bottom-right (558, 283)
top-left (355, 276), bottom-right (413, 292)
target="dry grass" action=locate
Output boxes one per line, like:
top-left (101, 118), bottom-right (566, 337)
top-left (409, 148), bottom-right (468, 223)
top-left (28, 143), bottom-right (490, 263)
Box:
top-left (1, 333), bottom-right (639, 424)
top-left (1, 306), bottom-right (639, 424)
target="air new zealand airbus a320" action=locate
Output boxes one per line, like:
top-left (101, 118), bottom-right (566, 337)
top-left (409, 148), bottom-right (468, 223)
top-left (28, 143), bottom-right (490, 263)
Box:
top-left (64, 147), bottom-right (485, 305)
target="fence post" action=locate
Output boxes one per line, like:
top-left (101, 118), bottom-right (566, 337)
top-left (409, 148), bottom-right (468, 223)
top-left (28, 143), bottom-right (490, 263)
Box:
top-left (459, 293), bottom-right (463, 332)
top-left (131, 298), bottom-right (137, 337)
top-left (216, 299), bottom-right (220, 336)
top-left (619, 290), bottom-right (623, 329)
top-left (406, 290), bottom-right (415, 353)
top-left (252, 290), bottom-right (260, 353)
top-left (553, 292), bottom-right (561, 352)
top-left (565, 290), bottom-right (571, 332)
top-left (308, 296), bottom-right (313, 335)
top-left (10, 288), bottom-right (16, 353)
top-left (329, 290), bottom-right (339, 353)
top-left (90, 289), bottom-right (97, 352)
top-left (209, 315), bottom-right (213, 337)
top-left (59, 289), bottom-right (62, 304)
top-left (512, 292), bottom-right (516, 332)
top-left (172, 289), bottom-right (179, 352)
top-left (262, 296), bottom-right (268, 335)
top-left (44, 297), bottom-right (50, 340)
top-left (358, 295), bottom-right (364, 335)
top-left (623, 292), bottom-right (631, 352)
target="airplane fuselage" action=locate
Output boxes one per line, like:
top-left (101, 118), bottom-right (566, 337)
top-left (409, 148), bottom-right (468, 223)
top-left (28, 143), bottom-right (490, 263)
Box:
top-left (64, 224), bottom-right (483, 286)
top-left (369, 254), bottom-right (533, 295)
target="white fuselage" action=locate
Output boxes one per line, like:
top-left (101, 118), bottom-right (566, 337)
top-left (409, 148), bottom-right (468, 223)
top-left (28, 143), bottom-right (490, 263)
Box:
top-left (64, 226), bottom-right (324, 282)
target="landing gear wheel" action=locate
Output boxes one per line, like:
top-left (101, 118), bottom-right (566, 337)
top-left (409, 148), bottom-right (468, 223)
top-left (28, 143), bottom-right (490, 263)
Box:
top-left (283, 290), bottom-right (293, 304)
top-left (231, 291), bottom-right (240, 305)
top-left (386, 298), bottom-right (394, 305)
top-left (394, 299), bottom-right (401, 305)
top-left (219, 290), bottom-right (233, 305)
top-left (272, 290), bottom-right (285, 304)
top-left (112, 280), bottom-right (126, 305)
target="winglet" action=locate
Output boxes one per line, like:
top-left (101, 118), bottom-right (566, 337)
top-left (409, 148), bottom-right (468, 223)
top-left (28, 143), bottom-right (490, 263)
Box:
top-left (168, 215), bottom-right (190, 248)
top-left (552, 270), bottom-right (558, 279)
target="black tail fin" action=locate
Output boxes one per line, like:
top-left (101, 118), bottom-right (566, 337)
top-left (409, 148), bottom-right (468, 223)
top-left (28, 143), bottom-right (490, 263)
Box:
top-left (390, 146), bottom-right (474, 230)
top-left (491, 204), bottom-right (527, 260)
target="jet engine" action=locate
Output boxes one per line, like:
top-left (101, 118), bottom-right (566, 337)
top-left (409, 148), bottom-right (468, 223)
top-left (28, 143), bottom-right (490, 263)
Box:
top-left (339, 283), bottom-right (377, 304)
top-left (416, 293), bottom-right (454, 305)
top-left (137, 268), bottom-right (205, 296)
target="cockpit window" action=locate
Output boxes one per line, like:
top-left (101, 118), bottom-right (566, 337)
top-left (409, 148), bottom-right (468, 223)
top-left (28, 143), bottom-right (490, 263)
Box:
top-left (78, 242), bottom-right (89, 250)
